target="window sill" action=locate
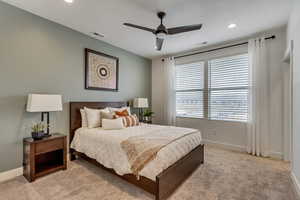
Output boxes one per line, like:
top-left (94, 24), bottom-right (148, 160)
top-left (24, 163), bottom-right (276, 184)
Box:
top-left (176, 116), bottom-right (248, 124)
top-left (176, 116), bottom-right (203, 119)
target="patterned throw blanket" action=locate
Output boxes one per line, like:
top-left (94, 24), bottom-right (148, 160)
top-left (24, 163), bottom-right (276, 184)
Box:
top-left (121, 127), bottom-right (198, 178)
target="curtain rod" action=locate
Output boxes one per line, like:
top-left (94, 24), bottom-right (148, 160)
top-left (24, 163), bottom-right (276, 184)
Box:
top-left (173, 35), bottom-right (276, 60)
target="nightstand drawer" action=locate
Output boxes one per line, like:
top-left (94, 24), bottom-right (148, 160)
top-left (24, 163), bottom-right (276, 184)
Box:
top-left (35, 138), bottom-right (64, 154)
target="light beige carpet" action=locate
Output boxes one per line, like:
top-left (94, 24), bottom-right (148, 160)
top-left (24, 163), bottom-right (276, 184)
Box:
top-left (0, 145), bottom-right (297, 200)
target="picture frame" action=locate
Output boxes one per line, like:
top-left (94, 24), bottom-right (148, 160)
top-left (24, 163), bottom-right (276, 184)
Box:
top-left (85, 48), bottom-right (119, 91)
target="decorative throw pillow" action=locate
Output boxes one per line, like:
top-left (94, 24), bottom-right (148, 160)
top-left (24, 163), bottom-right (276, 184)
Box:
top-left (102, 118), bottom-right (124, 130)
top-left (108, 107), bottom-right (131, 115)
top-left (84, 107), bottom-right (109, 128)
top-left (115, 109), bottom-right (129, 117)
top-left (80, 109), bottom-right (88, 128)
top-left (100, 111), bottom-right (115, 120)
top-left (116, 114), bottom-right (139, 127)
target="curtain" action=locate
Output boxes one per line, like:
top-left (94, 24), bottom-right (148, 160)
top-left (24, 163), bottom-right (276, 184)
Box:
top-left (161, 57), bottom-right (176, 126)
top-left (247, 37), bottom-right (270, 157)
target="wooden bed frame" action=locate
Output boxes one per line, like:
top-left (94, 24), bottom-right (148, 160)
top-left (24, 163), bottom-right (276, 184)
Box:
top-left (69, 102), bottom-right (204, 200)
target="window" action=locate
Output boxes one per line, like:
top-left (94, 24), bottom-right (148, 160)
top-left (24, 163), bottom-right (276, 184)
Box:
top-left (175, 54), bottom-right (249, 122)
top-left (208, 54), bottom-right (249, 121)
top-left (176, 62), bottom-right (205, 118)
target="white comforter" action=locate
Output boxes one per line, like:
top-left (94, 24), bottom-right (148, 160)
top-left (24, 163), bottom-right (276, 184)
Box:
top-left (71, 123), bottom-right (202, 180)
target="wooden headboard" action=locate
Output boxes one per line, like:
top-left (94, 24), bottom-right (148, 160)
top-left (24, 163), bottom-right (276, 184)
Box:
top-left (69, 101), bottom-right (127, 146)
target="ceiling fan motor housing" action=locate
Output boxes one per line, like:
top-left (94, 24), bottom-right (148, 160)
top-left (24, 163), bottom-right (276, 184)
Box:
top-left (156, 24), bottom-right (168, 34)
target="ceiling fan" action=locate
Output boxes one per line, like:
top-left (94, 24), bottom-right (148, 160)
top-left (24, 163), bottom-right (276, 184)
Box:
top-left (123, 12), bottom-right (202, 51)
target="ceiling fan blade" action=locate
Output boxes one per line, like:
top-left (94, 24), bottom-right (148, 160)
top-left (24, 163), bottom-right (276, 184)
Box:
top-left (167, 24), bottom-right (202, 35)
top-left (156, 38), bottom-right (164, 51)
top-left (123, 23), bottom-right (156, 34)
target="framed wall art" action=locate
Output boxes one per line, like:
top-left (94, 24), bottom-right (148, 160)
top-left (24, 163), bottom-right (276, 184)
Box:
top-left (85, 48), bottom-right (119, 91)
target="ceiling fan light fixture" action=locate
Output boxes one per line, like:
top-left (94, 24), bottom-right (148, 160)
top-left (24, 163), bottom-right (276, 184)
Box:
top-left (64, 0), bottom-right (73, 3)
top-left (156, 32), bottom-right (166, 40)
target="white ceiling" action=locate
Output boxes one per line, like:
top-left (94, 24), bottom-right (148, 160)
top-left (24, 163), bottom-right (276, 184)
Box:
top-left (2, 0), bottom-right (292, 59)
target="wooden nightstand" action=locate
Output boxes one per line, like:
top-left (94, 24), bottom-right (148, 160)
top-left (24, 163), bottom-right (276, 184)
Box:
top-left (141, 120), bottom-right (152, 124)
top-left (23, 134), bottom-right (67, 182)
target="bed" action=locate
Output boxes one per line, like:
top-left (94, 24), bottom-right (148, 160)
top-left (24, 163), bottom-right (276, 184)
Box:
top-left (69, 102), bottom-right (204, 200)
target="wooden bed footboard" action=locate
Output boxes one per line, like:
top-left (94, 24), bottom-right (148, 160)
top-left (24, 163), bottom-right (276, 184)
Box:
top-left (156, 144), bottom-right (204, 200)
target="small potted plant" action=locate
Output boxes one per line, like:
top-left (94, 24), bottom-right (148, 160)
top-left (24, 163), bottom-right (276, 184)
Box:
top-left (31, 122), bottom-right (46, 140)
top-left (143, 109), bottom-right (154, 122)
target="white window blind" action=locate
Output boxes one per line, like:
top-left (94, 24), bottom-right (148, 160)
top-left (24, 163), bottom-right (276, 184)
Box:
top-left (176, 62), bottom-right (204, 118)
top-left (175, 53), bottom-right (249, 122)
top-left (208, 54), bottom-right (249, 122)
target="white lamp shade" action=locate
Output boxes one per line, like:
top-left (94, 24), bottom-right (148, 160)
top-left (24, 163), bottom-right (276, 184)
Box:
top-left (133, 98), bottom-right (148, 108)
top-left (26, 94), bottom-right (63, 112)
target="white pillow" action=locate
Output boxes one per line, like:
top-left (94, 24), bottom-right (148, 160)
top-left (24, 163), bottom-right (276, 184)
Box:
top-left (84, 107), bottom-right (110, 128)
top-left (80, 109), bottom-right (88, 127)
top-left (108, 107), bottom-right (131, 115)
top-left (102, 118), bottom-right (124, 130)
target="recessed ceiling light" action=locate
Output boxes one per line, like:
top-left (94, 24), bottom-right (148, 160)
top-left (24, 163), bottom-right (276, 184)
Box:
top-left (228, 23), bottom-right (237, 29)
top-left (64, 0), bottom-right (73, 3)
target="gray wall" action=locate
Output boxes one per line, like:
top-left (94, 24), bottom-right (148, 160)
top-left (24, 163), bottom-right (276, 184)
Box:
top-left (0, 2), bottom-right (151, 172)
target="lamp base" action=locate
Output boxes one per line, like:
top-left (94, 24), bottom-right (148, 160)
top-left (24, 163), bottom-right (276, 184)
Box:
top-left (138, 108), bottom-right (144, 121)
top-left (41, 112), bottom-right (50, 135)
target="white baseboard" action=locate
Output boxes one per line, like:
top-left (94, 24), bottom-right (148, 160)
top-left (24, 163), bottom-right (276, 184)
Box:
top-left (269, 151), bottom-right (283, 160)
top-left (291, 172), bottom-right (300, 199)
top-left (0, 167), bottom-right (23, 183)
top-left (203, 139), bottom-right (246, 152)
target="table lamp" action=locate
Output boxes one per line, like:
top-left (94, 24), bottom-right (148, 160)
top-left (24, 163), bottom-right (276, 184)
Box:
top-left (27, 94), bottom-right (62, 136)
top-left (133, 98), bottom-right (148, 121)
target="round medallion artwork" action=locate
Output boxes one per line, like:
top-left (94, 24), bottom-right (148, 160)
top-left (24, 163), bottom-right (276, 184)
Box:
top-left (96, 65), bottom-right (111, 80)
